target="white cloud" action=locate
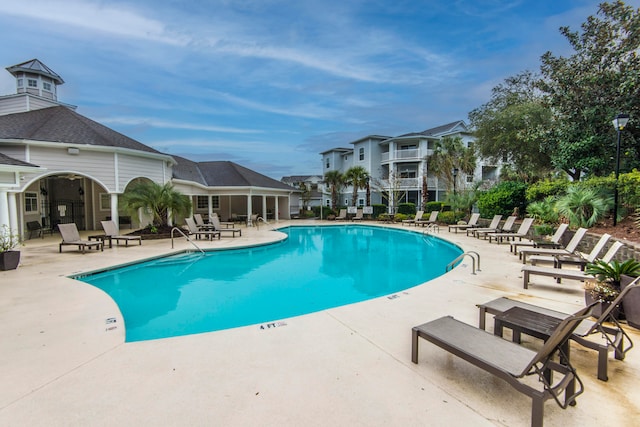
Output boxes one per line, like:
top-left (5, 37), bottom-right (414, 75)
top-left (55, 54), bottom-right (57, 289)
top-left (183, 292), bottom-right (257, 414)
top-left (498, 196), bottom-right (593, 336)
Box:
top-left (99, 116), bottom-right (262, 134)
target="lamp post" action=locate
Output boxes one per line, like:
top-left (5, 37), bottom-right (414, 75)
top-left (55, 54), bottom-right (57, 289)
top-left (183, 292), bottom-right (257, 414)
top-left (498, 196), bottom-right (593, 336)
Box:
top-left (612, 113), bottom-right (629, 226)
top-left (452, 168), bottom-right (459, 195)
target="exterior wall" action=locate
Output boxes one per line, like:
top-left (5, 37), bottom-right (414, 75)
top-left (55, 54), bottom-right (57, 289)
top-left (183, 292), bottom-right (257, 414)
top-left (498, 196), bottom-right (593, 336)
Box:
top-left (0, 94), bottom-right (62, 115)
top-left (20, 147), bottom-right (116, 191)
top-left (118, 154), bottom-right (168, 191)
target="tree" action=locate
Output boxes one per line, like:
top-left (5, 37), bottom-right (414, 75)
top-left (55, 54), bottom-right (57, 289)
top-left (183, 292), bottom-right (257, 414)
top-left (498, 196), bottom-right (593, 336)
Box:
top-left (426, 136), bottom-right (476, 192)
top-left (299, 182), bottom-right (311, 211)
top-left (468, 71), bottom-right (553, 180)
top-left (539, 1), bottom-right (640, 179)
top-left (120, 181), bottom-right (191, 227)
top-left (344, 166), bottom-right (370, 207)
top-left (323, 170), bottom-right (344, 210)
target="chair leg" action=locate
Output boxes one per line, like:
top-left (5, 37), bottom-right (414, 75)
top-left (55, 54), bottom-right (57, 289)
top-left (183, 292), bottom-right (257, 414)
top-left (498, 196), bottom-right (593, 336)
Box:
top-left (597, 347), bottom-right (609, 381)
top-left (411, 329), bottom-right (419, 363)
top-left (531, 396), bottom-right (544, 427)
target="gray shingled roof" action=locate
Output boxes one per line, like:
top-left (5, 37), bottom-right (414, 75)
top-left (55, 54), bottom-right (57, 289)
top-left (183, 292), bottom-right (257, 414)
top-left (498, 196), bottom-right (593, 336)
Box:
top-left (0, 106), bottom-right (162, 154)
top-left (0, 152), bottom-right (39, 167)
top-left (172, 156), bottom-right (294, 190)
top-left (398, 120), bottom-right (466, 138)
top-left (6, 59), bottom-right (64, 84)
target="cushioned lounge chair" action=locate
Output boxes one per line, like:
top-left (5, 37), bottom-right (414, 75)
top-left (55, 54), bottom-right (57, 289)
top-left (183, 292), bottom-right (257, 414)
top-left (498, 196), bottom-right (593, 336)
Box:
top-left (478, 276), bottom-right (639, 382)
top-left (402, 211), bottom-right (423, 226)
top-left (416, 210), bottom-right (438, 227)
top-left (519, 228), bottom-right (587, 264)
top-left (475, 215), bottom-right (517, 239)
top-left (488, 217), bottom-right (535, 244)
top-left (58, 223), bottom-right (103, 253)
top-left (211, 214), bottom-right (241, 237)
top-left (100, 220), bottom-right (142, 247)
top-left (335, 209), bottom-right (347, 220)
top-left (521, 241), bottom-right (623, 288)
top-left (412, 305), bottom-right (592, 427)
top-left (510, 223), bottom-right (568, 255)
top-left (185, 217), bottom-right (220, 240)
top-left (447, 212), bottom-right (480, 233)
top-left (467, 214), bottom-right (502, 237)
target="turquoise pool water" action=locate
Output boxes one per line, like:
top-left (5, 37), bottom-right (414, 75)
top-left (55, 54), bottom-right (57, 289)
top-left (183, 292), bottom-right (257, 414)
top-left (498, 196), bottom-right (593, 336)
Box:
top-left (78, 225), bottom-right (462, 342)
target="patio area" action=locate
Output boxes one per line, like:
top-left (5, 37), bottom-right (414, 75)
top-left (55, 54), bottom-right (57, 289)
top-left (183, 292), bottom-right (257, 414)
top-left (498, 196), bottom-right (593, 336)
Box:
top-left (1, 220), bottom-right (639, 426)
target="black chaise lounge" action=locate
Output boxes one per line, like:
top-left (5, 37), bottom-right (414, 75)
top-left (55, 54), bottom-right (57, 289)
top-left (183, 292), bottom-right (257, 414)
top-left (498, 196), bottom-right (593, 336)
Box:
top-left (411, 304), bottom-right (592, 427)
top-left (477, 276), bottom-right (638, 382)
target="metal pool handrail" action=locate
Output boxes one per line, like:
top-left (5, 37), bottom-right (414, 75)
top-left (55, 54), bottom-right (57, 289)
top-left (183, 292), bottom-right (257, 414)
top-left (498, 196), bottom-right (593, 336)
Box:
top-left (171, 227), bottom-right (205, 253)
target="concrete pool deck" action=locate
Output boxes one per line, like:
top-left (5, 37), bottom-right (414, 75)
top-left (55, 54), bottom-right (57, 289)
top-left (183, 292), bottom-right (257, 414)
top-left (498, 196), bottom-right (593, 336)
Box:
top-left (1, 221), bottom-right (639, 426)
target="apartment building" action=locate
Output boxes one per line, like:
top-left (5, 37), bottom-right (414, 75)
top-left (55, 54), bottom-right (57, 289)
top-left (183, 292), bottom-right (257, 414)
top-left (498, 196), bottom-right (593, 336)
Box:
top-left (320, 121), bottom-right (500, 210)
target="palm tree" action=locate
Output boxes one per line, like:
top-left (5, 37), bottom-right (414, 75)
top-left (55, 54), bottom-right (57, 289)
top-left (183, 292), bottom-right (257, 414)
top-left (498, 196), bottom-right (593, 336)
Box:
top-left (120, 181), bottom-right (192, 227)
top-left (426, 136), bottom-right (476, 193)
top-left (344, 166), bottom-right (370, 207)
top-left (323, 170), bottom-right (344, 210)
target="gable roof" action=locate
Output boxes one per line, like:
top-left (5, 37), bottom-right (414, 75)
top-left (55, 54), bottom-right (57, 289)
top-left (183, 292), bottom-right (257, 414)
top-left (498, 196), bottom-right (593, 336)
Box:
top-left (172, 156), bottom-right (294, 190)
top-left (6, 59), bottom-right (64, 85)
top-left (397, 120), bottom-right (468, 138)
top-left (0, 152), bottom-right (38, 167)
top-left (0, 106), bottom-right (162, 154)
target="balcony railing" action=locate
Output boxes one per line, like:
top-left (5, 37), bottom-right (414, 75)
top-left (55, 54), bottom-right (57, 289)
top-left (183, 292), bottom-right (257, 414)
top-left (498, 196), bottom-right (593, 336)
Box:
top-left (380, 149), bottom-right (434, 163)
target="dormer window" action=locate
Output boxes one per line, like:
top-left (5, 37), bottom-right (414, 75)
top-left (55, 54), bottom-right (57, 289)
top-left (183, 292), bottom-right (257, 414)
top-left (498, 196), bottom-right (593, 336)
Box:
top-left (28, 79), bottom-right (38, 88)
top-left (43, 82), bottom-right (52, 91)
top-left (17, 78), bottom-right (23, 87)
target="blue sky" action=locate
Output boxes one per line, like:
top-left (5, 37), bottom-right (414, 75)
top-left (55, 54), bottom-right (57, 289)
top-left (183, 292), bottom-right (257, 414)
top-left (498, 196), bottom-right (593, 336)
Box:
top-left (1, 0), bottom-right (637, 179)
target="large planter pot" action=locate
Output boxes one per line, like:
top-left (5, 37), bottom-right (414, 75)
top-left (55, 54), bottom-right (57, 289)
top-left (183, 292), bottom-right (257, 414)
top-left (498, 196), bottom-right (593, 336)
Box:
top-left (0, 250), bottom-right (20, 271)
top-left (584, 290), bottom-right (621, 319)
top-left (621, 275), bottom-right (640, 330)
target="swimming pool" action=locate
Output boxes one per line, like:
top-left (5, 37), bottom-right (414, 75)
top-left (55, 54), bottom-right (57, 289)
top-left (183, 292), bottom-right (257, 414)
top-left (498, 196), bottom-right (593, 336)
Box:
top-left (78, 225), bottom-right (462, 342)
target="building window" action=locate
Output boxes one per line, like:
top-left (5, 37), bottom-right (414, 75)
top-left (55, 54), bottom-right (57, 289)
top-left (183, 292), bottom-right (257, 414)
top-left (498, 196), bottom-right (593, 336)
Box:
top-left (100, 193), bottom-right (111, 211)
top-left (326, 159), bottom-right (330, 169)
top-left (467, 174), bottom-right (474, 183)
top-left (25, 192), bottom-right (38, 212)
top-left (28, 79), bottom-right (38, 88)
top-left (359, 148), bottom-right (364, 161)
top-left (358, 198), bottom-right (364, 207)
top-left (196, 195), bottom-right (219, 210)
top-left (17, 78), bottom-right (23, 87)
top-left (43, 82), bottom-right (52, 91)
top-left (196, 196), bottom-right (208, 209)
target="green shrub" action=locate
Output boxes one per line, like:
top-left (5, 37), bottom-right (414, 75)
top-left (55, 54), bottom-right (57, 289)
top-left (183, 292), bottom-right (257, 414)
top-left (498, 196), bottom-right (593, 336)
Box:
top-left (372, 204), bottom-right (387, 218)
top-left (556, 186), bottom-right (612, 228)
top-left (313, 206), bottom-right (334, 218)
top-left (393, 213), bottom-right (408, 222)
top-left (533, 224), bottom-right (555, 237)
top-left (477, 181), bottom-right (527, 218)
top-left (424, 201), bottom-right (444, 212)
top-left (525, 178), bottom-right (569, 202)
top-left (397, 203), bottom-right (416, 215)
top-left (438, 211), bottom-right (464, 224)
top-left (526, 196), bottom-right (559, 224)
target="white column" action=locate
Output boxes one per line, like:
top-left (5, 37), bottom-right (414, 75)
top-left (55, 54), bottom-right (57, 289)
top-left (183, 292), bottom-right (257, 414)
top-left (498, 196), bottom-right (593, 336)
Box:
top-left (274, 196), bottom-right (279, 222)
top-left (8, 192), bottom-right (18, 234)
top-left (247, 194), bottom-right (253, 226)
top-left (208, 195), bottom-right (213, 220)
top-left (110, 194), bottom-right (119, 232)
top-left (262, 195), bottom-right (267, 220)
top-left (0, 189), bottom-right (10, 230)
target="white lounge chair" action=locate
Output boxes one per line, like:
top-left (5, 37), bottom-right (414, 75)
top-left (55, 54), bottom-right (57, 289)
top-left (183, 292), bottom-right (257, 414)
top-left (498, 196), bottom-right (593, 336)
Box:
top-left (475, 215), bottom-right (517, 239)
top-left (100, 220), bottom-right (142, 247)
top-left (403, 211), bottom-right (423, 226)
top-left (510, 223), bottom-right (569, 255)
top-left (448, 213), bottom-right (480, 233)
top-left (519, 228), bottom-right (588, 264)
top-left (335, 209), bottom-right (347, 220)
top-left (468, 214), bottom-right (502, 237)
top-left (58, 223), bottom-right (103, 253)
top-left (521, 241), bottom-right (623, 288)
top-left (211, 214), bottom-right (242, 237)
top-left (488, 217), bottom-right (535, 244)
top-left (185, 217), bottom-right (220, 240)
top-left (416, 210), bottom-right (438, 227)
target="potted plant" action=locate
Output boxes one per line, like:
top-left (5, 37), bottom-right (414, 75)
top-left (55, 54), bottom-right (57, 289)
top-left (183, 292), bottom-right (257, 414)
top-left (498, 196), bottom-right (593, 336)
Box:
top-left (585, 259), bottom-right (640, 320)
top-left (0, 225), bottom-right (22, 271)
